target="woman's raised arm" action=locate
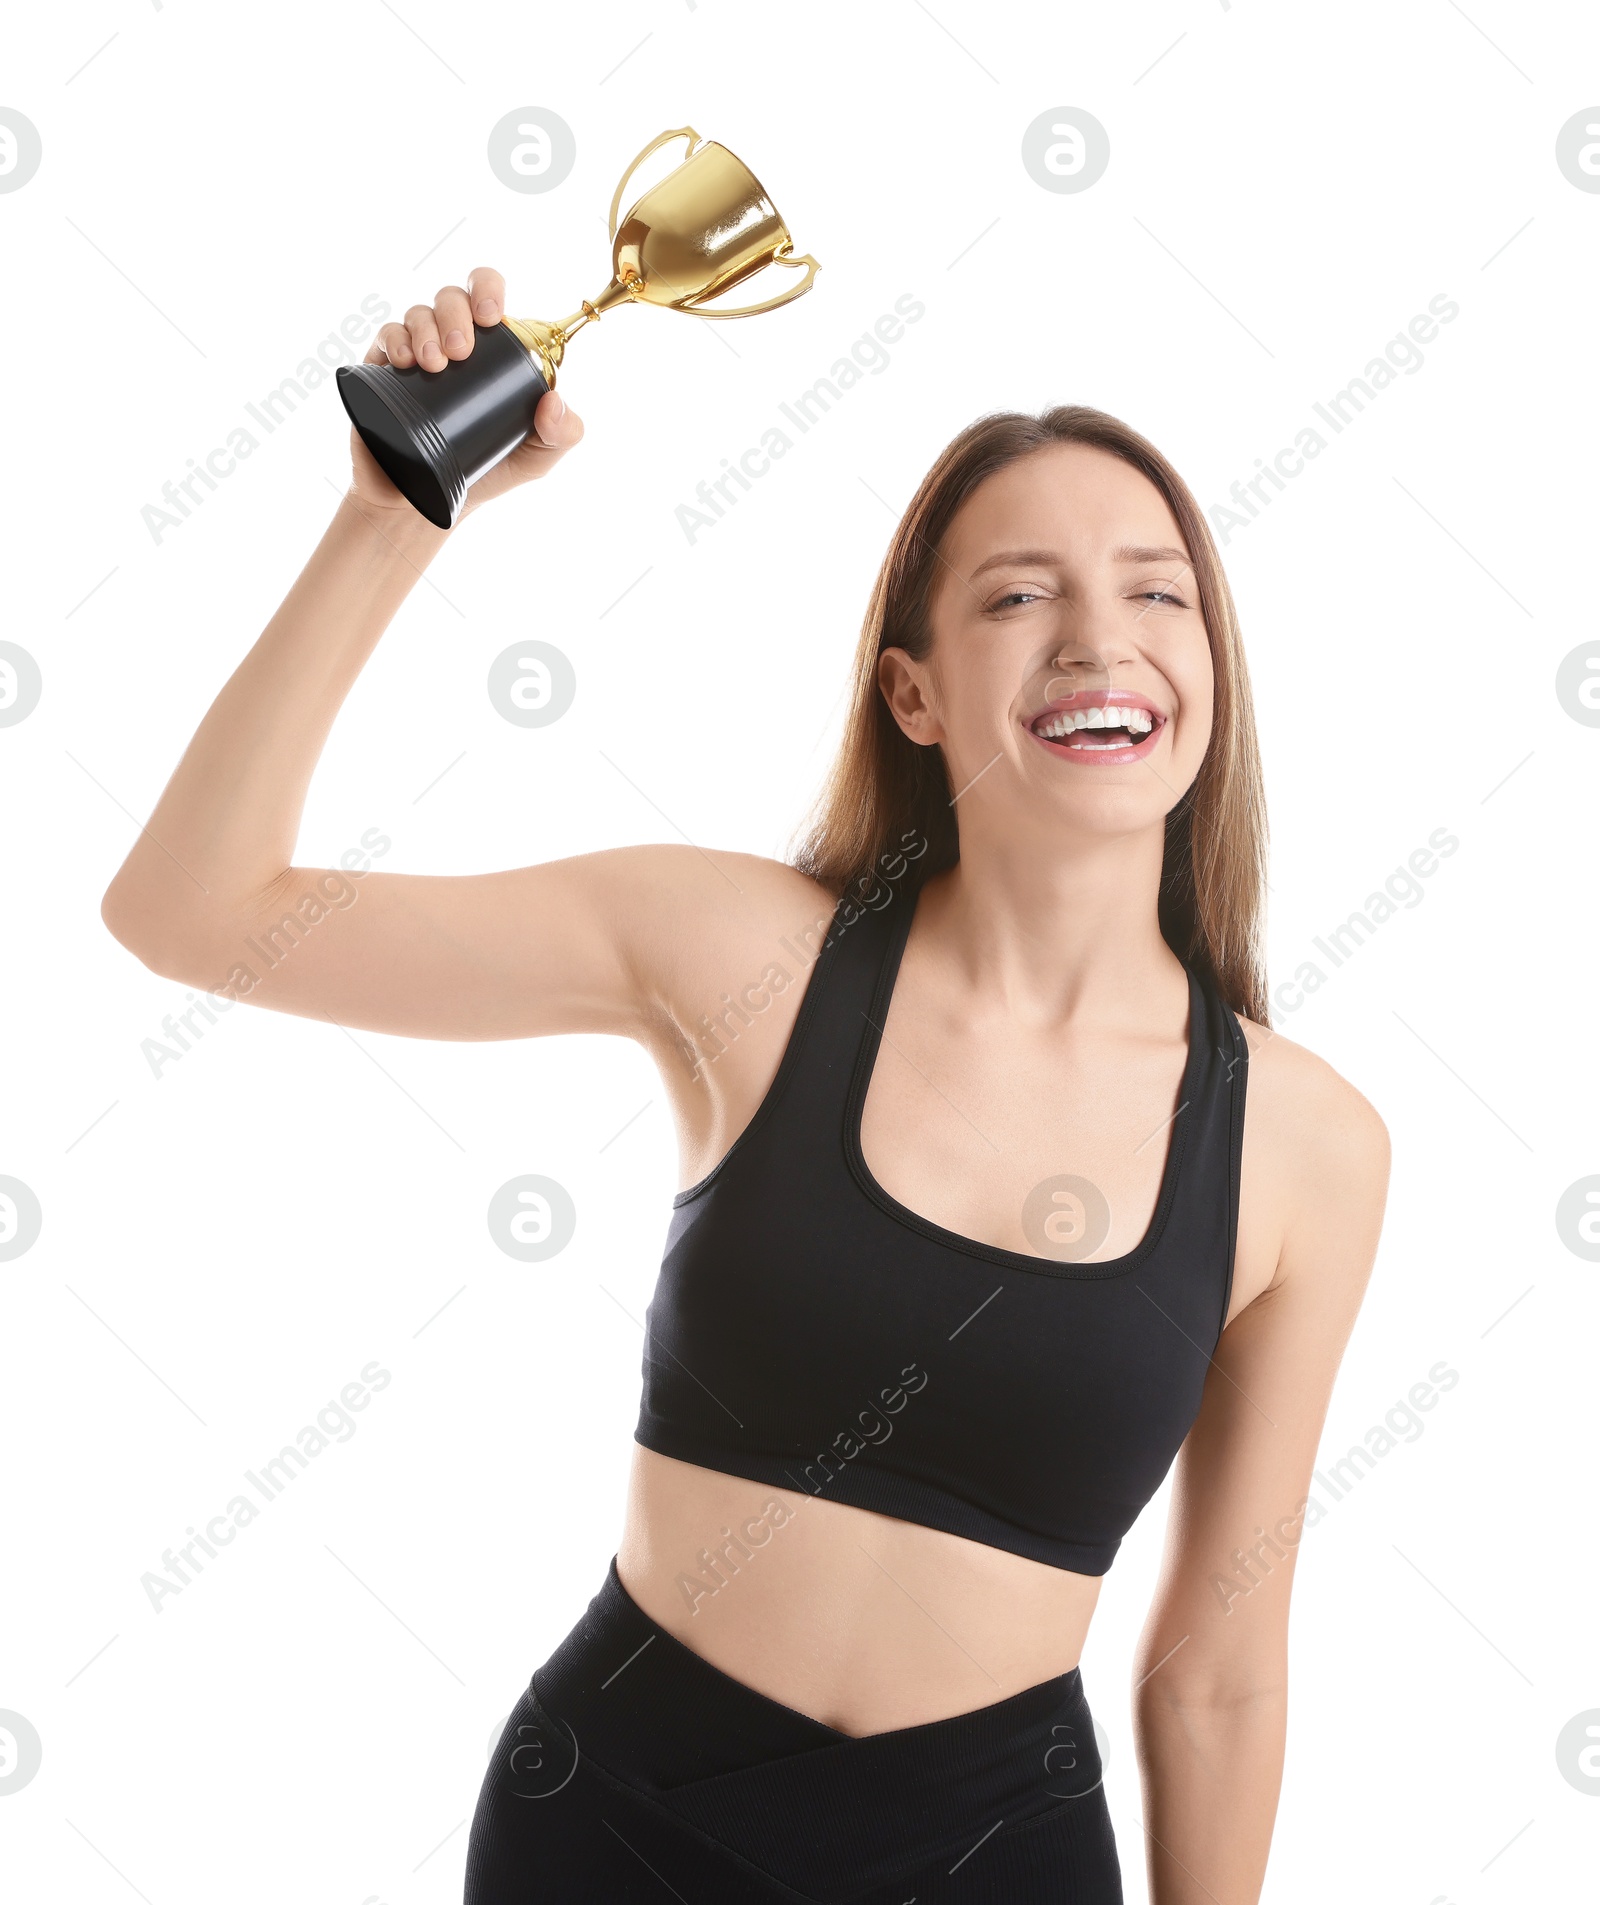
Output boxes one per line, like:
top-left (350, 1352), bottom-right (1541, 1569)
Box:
top-left (99, 267), bottom-right (813, 1049)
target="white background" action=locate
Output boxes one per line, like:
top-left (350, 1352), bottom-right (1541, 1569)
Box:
top-left (2, 3), bottom-right (1596, 1901)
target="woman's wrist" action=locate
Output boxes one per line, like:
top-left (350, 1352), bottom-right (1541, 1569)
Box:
top-left (336, 484), bottom-right (456, 567)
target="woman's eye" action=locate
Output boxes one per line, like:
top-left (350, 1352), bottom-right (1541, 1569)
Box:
top-left (1137, 587), bottom-right (1188, 607)
top-left (988, 589), bottom-right (1043, 611)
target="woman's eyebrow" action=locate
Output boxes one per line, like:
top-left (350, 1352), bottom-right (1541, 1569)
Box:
top-left (966, 547), bottom-right (1060, 580)
top-left (967, 543), bottom-right (1191, 582)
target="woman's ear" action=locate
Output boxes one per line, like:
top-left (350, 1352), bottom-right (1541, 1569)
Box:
top-left (878, 646), bottom-right (944, 745)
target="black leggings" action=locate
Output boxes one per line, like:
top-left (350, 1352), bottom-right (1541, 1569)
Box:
top-left (465, 1557), bottom-right (1123, 1902)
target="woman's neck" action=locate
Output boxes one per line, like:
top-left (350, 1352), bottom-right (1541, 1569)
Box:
top-left (914, 830), bottom-right (1183, 1027)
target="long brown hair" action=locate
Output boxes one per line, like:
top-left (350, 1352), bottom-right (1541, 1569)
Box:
top-left (788, 404), bottom-right (1271, 1026)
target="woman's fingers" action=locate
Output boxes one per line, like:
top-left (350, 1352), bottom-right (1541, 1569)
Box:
top-left (368, 321), bottom-right (415, 368)
top-left (433, 283), bottom-right (475, 359)
top-left (403, 301), bottom-right (444, 371)
top-left (533, 389), bottom-right (583, 451)
top-left (361, 271), bottom-right (509, 369)
top-left (467, 266), bottom-right (506, 327)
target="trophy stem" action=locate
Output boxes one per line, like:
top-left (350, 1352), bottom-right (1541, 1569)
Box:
top-left (505, 279), bottom-right (642, 384)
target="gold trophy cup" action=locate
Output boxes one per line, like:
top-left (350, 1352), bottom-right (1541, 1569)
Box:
top-left (337, 127), bottom-right (820, 528)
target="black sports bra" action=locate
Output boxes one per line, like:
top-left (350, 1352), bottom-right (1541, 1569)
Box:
top-left (634, 877), bottom-right (1249, 1576)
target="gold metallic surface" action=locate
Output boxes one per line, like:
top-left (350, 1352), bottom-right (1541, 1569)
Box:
top-left (501, 316), bottom-right (564, 386)
top-left (607, 127), bottom-right (702, 243)
top-left (505, 126), bottom-right (819, 387)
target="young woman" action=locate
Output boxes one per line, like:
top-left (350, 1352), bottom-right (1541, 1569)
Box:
top-left (103, 266), bottom-right (1390, 1903)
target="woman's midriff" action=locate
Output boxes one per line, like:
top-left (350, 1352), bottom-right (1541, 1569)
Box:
top-left (614, 1445), bottom-right (1103, 1738)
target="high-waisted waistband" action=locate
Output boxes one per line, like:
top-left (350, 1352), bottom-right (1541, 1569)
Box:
top-left (465, 1555), bottom-right (1121, 1903)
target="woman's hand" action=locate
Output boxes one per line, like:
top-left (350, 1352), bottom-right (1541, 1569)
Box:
top-left (348, 265), bottom-right (585, 524)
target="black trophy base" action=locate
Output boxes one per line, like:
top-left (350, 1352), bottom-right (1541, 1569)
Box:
top-left (336, 321), bottom-right (550, 530)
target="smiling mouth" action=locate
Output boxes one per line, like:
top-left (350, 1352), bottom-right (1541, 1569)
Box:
top-left (1027, 701), bottom-right (1166, 758)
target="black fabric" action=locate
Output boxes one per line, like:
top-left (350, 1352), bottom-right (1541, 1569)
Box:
top-left (634, 877), bottom-right (1249, 1575)
top-left (464, 1557), bottom-right (1123, 1902)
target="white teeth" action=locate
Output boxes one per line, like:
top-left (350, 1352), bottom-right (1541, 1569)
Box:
top-left (1033, 705), bottom-right (1158, 742)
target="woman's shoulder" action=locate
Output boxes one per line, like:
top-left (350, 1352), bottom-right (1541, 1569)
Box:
top-left (1236, 1012), bottom-right (1390, 1172)
top-left (1221, 1013), bottom-right (1391, 1314)
top-left (1232, 1012), bottom-right (1391, 1295)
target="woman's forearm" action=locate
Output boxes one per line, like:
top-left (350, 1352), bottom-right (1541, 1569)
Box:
top-left (102, 493), bottom-right (449, 960)
top-left (1135, 1686), bottom-right (1287, 1904)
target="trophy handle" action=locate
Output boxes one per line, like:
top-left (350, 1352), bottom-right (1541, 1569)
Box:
top-left (682, 246), bottom-right (822, 320)
top-left (608, 126), bottom-right (702, 241)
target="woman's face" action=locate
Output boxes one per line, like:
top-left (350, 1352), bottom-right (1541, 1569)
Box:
top-left (879, 442), bottom-right (1215, 849)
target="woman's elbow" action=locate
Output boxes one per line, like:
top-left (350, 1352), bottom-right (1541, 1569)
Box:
top-left (100, 874), bottom-right (208, 982)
